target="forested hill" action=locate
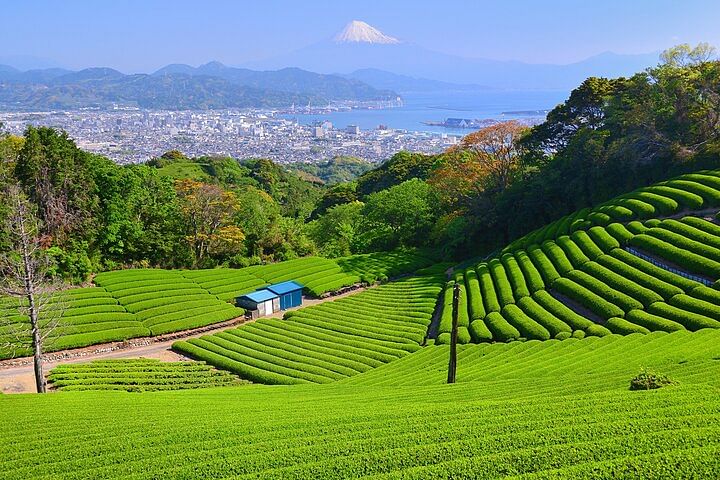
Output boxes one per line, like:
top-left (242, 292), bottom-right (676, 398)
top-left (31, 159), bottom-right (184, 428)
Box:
top-left (0, 63), bottom-right (398, 110)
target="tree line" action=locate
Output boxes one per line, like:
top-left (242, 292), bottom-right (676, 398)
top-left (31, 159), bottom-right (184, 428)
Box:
top-left (1, 44), bottom-right (719, 284)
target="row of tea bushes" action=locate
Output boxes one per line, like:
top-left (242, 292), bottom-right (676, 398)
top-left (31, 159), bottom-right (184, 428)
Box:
top-left (173, 274), bottom-right (444, 385)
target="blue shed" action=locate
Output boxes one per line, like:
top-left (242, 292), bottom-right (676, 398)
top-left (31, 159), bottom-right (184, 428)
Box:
top-left (235, 289), bottom-right (279, 317)
top-left (266, 281), bottom-right (304, 310)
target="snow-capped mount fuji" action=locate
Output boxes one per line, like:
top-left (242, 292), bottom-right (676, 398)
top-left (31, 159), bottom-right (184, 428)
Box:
top-left (334, 20), bottom-right (400, 45)
top-left (245, 21), bottom-right (658, 90)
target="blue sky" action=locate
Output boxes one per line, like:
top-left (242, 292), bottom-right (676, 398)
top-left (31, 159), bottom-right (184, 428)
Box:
top-left (2, 0), bottom-right (719, 72)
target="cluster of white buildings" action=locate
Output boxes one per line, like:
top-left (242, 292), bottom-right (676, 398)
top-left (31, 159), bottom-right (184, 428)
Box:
top-left (0, 108), bottom-right (461, 165)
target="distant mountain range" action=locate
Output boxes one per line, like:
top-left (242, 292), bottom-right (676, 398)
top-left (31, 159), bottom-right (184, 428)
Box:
top-left (0, 63), bottom-right (398, 111)
top-left (247, 20), bottom-right (660, 90)
top-left (0, 20), bottom-right (664, 110)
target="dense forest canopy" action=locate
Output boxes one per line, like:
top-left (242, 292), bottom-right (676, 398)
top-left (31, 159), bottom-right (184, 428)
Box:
top-left (0, 45), bottom-right (718, 281)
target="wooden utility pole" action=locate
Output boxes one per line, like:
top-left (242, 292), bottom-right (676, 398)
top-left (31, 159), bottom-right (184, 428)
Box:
top-left (447, 282), bottom-right (460, 384)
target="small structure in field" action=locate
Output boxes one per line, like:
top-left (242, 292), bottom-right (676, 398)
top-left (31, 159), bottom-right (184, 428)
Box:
top-left (235, 281), bottom-right (304, 319)
top-left (235, 289), bottom-right (279, 319)
top-left (266, 281), bottom-right (304, 310)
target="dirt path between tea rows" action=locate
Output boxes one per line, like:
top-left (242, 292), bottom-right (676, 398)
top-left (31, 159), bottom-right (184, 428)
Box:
top-left (0, 286), bottom-right (367, 394)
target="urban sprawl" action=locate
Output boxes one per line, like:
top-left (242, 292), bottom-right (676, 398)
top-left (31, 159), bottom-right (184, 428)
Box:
top-left (0, 108), bottom-right (467, 165)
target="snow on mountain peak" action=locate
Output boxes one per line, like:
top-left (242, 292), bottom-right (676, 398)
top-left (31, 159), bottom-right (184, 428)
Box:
top-left (334, 20), bottom-right (400, 45)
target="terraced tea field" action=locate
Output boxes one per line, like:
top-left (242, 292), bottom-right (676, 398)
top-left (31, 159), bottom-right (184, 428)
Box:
top-left (0, 287), bottom-right (149, 359)
top-left (506, 169), bottom-right (720, 252)
top-left (345, 328), bottom-right (720, 388)
top-left (93, 269), bottom-right (244, 336)
top-left (439, 215), bottom-right (720, 345)
top-left (173, 274), bottom-right (444, 384)
top-left (48, 359), bottom-right (242, 391)
top-left (2, 328), bottom-right (719, 478)
top-left (0, 250), bottom-right (435, 359)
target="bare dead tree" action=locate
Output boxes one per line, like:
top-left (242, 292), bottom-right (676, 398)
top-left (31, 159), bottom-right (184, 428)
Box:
top-left (0, 183), bottom-right (65, 393)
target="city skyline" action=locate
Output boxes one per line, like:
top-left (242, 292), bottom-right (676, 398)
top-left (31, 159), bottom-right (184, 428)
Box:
top-left (1, 0), bottom-right (719, 72)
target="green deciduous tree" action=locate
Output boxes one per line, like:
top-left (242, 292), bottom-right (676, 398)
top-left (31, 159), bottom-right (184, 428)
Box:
top-left (361, 179), bottom-right (437, 250)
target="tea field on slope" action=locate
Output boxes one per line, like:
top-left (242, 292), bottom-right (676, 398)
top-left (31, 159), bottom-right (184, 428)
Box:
top-left (438, 216), bottom-right (720, 345)
top-left (1, 328), bottom-right (719, 478)
top-left (0, 249), bottom-right (436, 359)
top-left (344, 328), bottom-right (720, 388)
top-left (173, 272), bottom-right (444, 384)
top-left (47, 359), bottom-right (243, 392)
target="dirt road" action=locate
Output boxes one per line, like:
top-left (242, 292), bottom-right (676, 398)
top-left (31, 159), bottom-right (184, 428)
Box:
top-left (0, 286), bottom-right (367, 394)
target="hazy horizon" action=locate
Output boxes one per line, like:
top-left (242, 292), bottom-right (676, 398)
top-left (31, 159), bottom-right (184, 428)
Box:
top-left (1, 0), bottom-right (719, 73)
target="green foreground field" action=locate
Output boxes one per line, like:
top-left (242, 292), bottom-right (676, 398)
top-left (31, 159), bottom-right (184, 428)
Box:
top-left (2, 330), bottom-right (719, 479)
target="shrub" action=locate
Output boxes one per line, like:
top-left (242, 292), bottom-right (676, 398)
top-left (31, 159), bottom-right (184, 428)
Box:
top-left (516, 296), bottom-right (571, 337)
top-left (468, 319), bottom-right (492, 343)
top-left (659, 219), bottom-right (720, 250)
top-left (664, 179), bottom-right (720, 206)
top-left (625, 221), bottom-right (649, 235)
top-left (649, 300), bottom-right (720, 330)
top-left (436, 332), bottom-right (451, 345)
top-left (514, 251), bottom-right (544, 293)
top-left (644, 186), bottom-right (704, 209)
top-left (566, 269), bottom-right (644, 312)
top-left (606, 317), bottom-right (650, 335)
top-left (541, 241), bottom-right (574, 275)
top-left (556, 236), bottom-right (590, 268)
top-left (597, 205), bottom-right (634, 222)
top-left (596, 254), bottom-right (684, 300)
top-left (488, 259), bottom-right (515, 306)
top-left (555, 331), bottom-right (572, 340)
top-left (555, 213), bottom-right (577, 237)
top-left (172, 340), bottom-right (307, 385)
top-left (501, 304), bottom-right (551, 341)
top-left (627, 191), bottom-right (678, 215)
top-left (532, 290), bottom-right (594, 331)
top-left (457, 326), bottom-right (471, 344)
top-left (690, 285), bottom-right (720, 304)
top-left (457, 284), bottom-right (470, 327)
top-left (571, 329), bottom-right (586, 339)
top-left (527, 245), bottom-right (560, 285)
top-left (464, 270), bottom-right (486, 321)
top-left (629, 368), bottom-right (676, 391)
top-left (47, 326), bottom-right (151, 352)
top-left (586, 211), bottom-right (611, 226)
top-left (625, 309), bottom-right (685, 333)
top-left (587, 226), bottom-right (621, 252)
top-left (630, 233), bottom-right (720, 278)
top-left (571, 230), bottom-right (604, 260)
top-left (682, 216), bottom-right (720, 238)
top-left (570, 219), bottom-right (593, 232)
top-left (581, 261), bottom-right (663, 308)
top-left (585, 323), bottom-right (612, 337)
top-left (501, 254), bottom-right (530, 299)
top-left (553, 277), bottom-right (625, 319)
top-left (476, 265), bottom-right (501, 313)
top-left (610, 248), bottom-right (699, 292)
top-left (616, 198), bottom-right (656, 219)
top-left (484, 312), bottom-right (521, 342)
top-left (605, 223), bottom-right (635, 245)
top-left (535, 219), bottom-right (560, 244)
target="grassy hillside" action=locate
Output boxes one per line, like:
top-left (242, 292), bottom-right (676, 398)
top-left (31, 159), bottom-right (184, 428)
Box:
top-left (2, 329), bottom-right (719, 478)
